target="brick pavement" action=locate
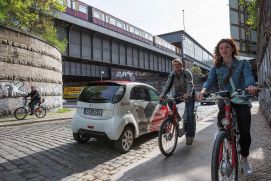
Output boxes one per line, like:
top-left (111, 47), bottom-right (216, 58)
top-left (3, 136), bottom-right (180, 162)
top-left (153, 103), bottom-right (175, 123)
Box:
top-left (243, 102), bottom-right (271, 181)
top-left (0, 108), bottom-right (76, 127)
top-left (0, 102), bottom-right (270, 180)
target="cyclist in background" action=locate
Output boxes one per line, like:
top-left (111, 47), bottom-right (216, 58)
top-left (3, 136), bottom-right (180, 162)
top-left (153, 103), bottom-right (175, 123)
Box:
top-left (159, 58), bottom-right (195, 145)
top-left (197, 38), bottom-right (257, 176)
top-left (24, 86), bottom-right (41, 115)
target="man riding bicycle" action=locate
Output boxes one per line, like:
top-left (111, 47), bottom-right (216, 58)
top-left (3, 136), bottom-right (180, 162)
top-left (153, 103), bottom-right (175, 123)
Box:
top-left (24, 86), bottom-right (41, 115)
top-left (159, 58), bottom-right (195, 145)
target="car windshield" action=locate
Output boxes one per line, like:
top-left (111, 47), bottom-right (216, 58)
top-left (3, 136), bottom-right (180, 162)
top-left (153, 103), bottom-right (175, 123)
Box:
top-left (78, 83), bottom-right (122, 103)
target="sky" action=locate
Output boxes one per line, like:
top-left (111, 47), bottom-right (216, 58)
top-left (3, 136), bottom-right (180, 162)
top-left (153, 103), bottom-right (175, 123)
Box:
top-left (80, 0), bottom-right (231, 53)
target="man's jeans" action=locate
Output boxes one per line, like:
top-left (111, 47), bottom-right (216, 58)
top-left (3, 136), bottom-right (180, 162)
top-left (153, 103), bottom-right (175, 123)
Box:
top-left (28, 99), bottom-right (40, 114)
top-left (184, 98), bottom-right (195, 137)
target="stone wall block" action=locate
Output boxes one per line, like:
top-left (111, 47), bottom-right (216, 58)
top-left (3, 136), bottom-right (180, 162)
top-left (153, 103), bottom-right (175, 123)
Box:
top-left (0, 26), bottom-right (63, 116)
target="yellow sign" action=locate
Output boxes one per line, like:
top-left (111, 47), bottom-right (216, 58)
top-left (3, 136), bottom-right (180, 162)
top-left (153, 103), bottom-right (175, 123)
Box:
top-left (63, 87), bottom-right (84, 99)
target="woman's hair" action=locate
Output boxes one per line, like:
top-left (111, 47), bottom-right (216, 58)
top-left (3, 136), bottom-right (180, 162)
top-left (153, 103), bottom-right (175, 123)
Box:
top-left (213, 38), bottom-right (238, 67)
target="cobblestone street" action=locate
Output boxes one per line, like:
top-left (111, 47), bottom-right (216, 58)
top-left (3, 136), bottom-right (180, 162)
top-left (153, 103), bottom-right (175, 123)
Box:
top-left (0, 105), bottom-right (216, 181)
top-left (0, 103), bottom-right (270, 181)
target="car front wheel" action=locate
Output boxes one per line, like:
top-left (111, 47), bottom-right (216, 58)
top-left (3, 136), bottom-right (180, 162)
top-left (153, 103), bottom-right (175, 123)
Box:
top-left (73, 132), bottom-right (90, 144)
top-left (115, 126), bottom-right (134, 153)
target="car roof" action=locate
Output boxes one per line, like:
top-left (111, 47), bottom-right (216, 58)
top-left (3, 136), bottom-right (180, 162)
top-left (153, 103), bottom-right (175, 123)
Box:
top-left (86, 81), bottom-right (155, 88)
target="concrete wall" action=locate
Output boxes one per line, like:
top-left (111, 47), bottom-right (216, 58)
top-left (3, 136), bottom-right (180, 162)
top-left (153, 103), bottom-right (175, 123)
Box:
top-left (257, 0), bottom-right (271, 125)
top-left (0, 26), bottom-right (63, 116)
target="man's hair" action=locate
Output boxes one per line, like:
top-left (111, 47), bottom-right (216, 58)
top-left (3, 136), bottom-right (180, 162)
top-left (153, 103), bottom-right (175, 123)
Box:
top-left (172, 58), bottom-right (183, 66)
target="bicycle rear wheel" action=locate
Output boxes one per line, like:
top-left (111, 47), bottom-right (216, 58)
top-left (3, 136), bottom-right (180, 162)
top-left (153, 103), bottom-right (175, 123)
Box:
top-left (35, 106), bottom-right (46, 118)
top-left (211, 131), bottom-right (238, 181)
top-left (14, 107), bottom-right (28, 120)
top-left (158, 118), bottom-right (178, 157)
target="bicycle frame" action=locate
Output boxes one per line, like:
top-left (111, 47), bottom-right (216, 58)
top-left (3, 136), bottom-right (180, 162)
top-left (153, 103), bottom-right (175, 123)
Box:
top-left (218, 97), bottom-right (238, 169)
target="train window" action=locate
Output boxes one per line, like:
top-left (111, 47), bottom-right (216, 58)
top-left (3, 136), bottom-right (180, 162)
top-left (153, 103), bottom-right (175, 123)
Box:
top-left (129, 26), bottom-right (135, 33)
top-left (116, 20), bottom-right (123, 28)
top-left (93, 10), bottom-right (100, 19)
top-left (59, 0), bottom-right (64, 5)
top-left (104, 14), bottom-right (110, 22)
top-left (79, 4), bottom-right (87, 13)
top-left (67, 0), bottom-right (71, 8)
top-left (134, 28), bottom-right (140, 36)
top-left (148, 34), bottom-right (152, 41)
top-left (71, 0), bottom-right (76, 10)
top-left (109, 17), bottom-right (116, 25)
top-left (101, 13), bottom-right (106, 21)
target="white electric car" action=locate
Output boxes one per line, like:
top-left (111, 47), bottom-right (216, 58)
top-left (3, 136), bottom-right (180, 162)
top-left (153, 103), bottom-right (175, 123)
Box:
top-left (71, 81), bottom-right (169, 153)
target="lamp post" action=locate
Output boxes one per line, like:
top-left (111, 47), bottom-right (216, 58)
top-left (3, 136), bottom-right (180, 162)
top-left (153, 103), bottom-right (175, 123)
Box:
top-left (100, 71), bottom-right (104, 82)
top-left (182, 9), bottom-right (185, 31)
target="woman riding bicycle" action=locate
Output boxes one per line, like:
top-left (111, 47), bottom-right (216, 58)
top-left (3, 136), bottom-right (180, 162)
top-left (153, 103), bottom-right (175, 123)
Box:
top-left (198, 38), bottom-right (257, 176)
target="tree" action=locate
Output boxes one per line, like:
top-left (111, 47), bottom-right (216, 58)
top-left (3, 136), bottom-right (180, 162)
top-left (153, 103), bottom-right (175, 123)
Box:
top-left (0, 0), bottom-right (67, 52)
top-left (239, 0), bottom-right (258, 30)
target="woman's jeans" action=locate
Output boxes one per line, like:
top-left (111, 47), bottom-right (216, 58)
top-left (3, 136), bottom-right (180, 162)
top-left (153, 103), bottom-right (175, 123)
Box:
top-left (217, 100), bottom-right (251, 157)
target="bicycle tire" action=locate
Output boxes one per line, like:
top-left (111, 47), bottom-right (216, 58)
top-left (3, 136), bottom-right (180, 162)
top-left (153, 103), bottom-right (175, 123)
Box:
top-left (14, 107), bottom-right (28, 120)
top-left (35, 106), bottom-right (46, 118)
top-left (211, 131), bottom-right (238, 181)
top-left (158, 117), bottom-right (178, 157)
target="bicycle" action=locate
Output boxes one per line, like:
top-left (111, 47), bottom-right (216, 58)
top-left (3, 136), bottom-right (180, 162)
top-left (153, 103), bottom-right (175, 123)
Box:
top-left (158, 96), bottom-right (198, 157)
top-left (14, 98), bottom-right (46, 120)
top-left (204, 89), bottom-right (256, 181)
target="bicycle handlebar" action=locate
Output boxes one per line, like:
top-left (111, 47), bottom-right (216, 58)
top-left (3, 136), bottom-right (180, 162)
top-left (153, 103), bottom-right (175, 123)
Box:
top-left (203, 88), bottom-right (260, 102)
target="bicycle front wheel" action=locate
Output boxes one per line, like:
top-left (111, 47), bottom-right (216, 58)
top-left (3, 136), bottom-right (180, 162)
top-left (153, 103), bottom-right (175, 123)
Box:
top-left (35, 106), bottom-right (46, 118)
top-left (211, 131), bottom-right (238, 181)
top-left (14, 107), bottom-right (28, 120)
top-left (158, 117), bottom-right (178, 157)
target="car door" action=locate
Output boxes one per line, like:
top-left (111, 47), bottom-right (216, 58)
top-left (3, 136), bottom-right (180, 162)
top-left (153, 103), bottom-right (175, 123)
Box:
top-left (147, 88), bottom-right (169, 131)
top-left (130, 85), bottom-right (150, 135)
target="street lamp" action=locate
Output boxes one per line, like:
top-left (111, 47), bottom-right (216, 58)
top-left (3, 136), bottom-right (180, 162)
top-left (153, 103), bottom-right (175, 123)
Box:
top-left (100, 71), bottom-right (104, 82)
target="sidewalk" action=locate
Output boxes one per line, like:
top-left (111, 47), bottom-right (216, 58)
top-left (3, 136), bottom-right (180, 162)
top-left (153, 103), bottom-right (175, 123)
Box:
top-left (0, 108), bottom-right (76, 127)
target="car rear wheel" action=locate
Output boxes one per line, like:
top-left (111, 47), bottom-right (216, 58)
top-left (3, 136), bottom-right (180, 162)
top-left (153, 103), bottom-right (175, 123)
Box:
top-left (73, 132), bottom-right (90, 144)
top-left (115, 126), bottom-right (134, 153)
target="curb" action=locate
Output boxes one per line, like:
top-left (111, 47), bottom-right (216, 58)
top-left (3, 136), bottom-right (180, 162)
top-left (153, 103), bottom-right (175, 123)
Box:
top-left (0, 117), bottom-right (73, 127)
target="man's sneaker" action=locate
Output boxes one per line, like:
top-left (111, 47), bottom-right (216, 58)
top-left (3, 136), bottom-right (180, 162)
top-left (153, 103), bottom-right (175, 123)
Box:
top-left (186, 136), bottom-right (194, 145)
top-left (240, 157), bottom-right (253, 176)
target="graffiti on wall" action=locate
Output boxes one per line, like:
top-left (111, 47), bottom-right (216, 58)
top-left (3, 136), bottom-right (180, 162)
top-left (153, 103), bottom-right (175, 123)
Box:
top-left (111, 68), bottom-right (137, 81)
top-left (0, 81), bottom-right (28, 98)
top-left (0, 80), bottom-right (63, 116)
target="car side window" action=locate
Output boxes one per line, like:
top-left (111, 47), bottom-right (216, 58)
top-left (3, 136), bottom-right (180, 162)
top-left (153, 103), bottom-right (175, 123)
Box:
top-left (130, 86), bottom-right (150, 101)
top-left (148, 88), bottom-right (159, 102)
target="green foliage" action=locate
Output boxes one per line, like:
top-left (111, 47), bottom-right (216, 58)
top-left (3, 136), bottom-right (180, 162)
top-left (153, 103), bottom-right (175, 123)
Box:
top-left (191, 66), bottom-right (202, 77)
top-left (190, 65), bottom-right (205, 83)
top-left (56, 107), bottom-right (71, 113)
top-left (0, 0), bottom-right (67, 52)
top-left (239, 0), bottom-right (258, 29)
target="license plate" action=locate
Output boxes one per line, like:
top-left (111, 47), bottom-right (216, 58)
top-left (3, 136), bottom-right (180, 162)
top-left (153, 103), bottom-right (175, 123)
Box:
top-left (84, 108), bottom-right (103, 116)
